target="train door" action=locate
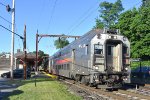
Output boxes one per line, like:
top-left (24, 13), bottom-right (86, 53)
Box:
top-left (106, 42), bottom-right (122, 72)
top-left (71, 49), bottom-right (75, 71)
top-left (93, 44), bottom-right (104, 71)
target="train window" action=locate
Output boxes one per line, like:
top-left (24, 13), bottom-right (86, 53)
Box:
top-left (61, 65), bottom-right (63, 70)
top-left (63, 64), bottom-right (65, 70)
top-left (58, 65), bottom-right (61, 70)
top-left (67, 64), bottom-right (70, 70)
top-left (56, 65), bottom-right (58, 70)
top-left (107, 45), bottom-right (114, 55)
top-left (94, 44), bottom-right (103, 54)
top-left (56, 65), bottom-right (57, 69)
top-left (85, 45), bottom-right (88, 55)
top-left (64, 64), bottom-right (66, 70)
top-left (123, 46), bottom-right (129, 55)
top-left (108, 46), bottom-right (112, 55)
top-left (64, 65), bottom-right (65, 70)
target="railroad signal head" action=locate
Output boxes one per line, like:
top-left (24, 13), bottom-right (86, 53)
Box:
top-left (6, 5), bottom-right (11, 12)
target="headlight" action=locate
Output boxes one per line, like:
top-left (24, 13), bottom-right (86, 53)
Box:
top-left (125, 67), bottom-right (128, 71)
top-left (95, 66), bottom-right (98, 69)
top-left (123, 76), bottom-right (128, 81)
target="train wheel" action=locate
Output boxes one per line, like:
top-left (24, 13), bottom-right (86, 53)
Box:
top-left (89, 83), bottom-right (94, 87)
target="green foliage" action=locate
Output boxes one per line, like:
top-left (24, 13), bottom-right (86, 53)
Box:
top-left (94, 18), bottom-right (104, 29)
top-left (33, 50), bottom-right (46, 58)
top-left (94, 0), bottom-right (150, 63)
top-left (116, 6), bottom-right (150, 59)
top-left (54, 36), bottom-right (69, 49)
top-left (95, 0), bottom-right (124, 28)
top-left (33, 50), bottom-right (49, 67)
top-left (142, 0), bottom-right (150, 7)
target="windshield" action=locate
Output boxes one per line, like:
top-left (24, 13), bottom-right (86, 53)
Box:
top-left (94, 44), bottom-right (103, 54)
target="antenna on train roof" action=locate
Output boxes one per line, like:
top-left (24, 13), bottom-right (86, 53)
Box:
top-left (103, 27), bottom-right (107, 34)
top-left (117, 29), bottom-right (120, 35)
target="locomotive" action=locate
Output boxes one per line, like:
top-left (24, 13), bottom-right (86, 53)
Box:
top-left (49, 29), bottom-right (130, 88)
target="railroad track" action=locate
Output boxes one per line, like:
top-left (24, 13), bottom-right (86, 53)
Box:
top-left (61, 79), bottom-right (150, 100)
top-left (63, 80), bottom-right (125, 100)
top-left (145, 84), bottom-right (150, 88)
top-left (114, 89), bottom-right (150, 100)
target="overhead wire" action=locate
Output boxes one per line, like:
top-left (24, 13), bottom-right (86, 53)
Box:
top-left (67, 0), bottom-right (100, 35)
top-left (124, 1), bottom-right (142, 11)
top-left (68, 0), bottom-right (142, 36)
top-left (36, 0), bottom-right (46, 29)
top-left (0, 2), bottom-right (6, 7)
top-left (0, 16), bottom-right (12, 24)
top-left (68, 7), bottom-right (99, 35)
top-left (46, 0), bottom-right (58, 33)
top-left (0, 24), bottom-right (24, 39)
top-left (15, 25), bottom-right (22, 50)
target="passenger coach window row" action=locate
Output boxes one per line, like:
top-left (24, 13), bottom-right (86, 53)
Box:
top-left (55, 64), bottom-right (70, 70)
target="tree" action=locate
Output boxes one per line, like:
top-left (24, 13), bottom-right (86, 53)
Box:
top-left (116, 6), bottom-right (150, 60)
top-left (142, 0), bottom-right (150, 7)
top-left (33, 50), bottom-right (45, 58)
top-left (54, 36), bottom-right (69, 49)
top-left (33, 50), bottom-right (49, 67)
top-left (94, 18), bottom-right (104, 29)
top-left (95, 0), bottom-right (124, 28)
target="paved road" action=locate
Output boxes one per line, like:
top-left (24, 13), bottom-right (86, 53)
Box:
top-left (0, 77), bottom-right (17, 100)
top-left (0, 65), bottom-right (10, 76)
top-left (0, 71), bottom-right (49, 99)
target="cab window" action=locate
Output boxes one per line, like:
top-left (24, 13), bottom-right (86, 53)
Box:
top-left (94, 44), bottom-right (103, 54)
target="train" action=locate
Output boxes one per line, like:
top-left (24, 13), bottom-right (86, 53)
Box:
top-left (49, 29), bottom-right (131, 89)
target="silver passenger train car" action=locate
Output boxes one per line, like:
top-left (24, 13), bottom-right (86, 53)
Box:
top-left (49, 29), bottom-right (130, 88)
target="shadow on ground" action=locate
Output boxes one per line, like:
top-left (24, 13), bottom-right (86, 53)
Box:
top-left (0, 72), bottom-right (54, 100)
top-left (1, 90), bottom-right (23, 100)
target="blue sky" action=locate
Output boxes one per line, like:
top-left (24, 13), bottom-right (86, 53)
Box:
top-left (0, 0), bottom-right (142, 55)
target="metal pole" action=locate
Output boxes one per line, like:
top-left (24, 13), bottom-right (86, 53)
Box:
top-left (35, 31), bottom-right (38, 87)
top-left (23, 25), bottom-right (27, 79)
top-left (36, 31), bottom-right (38, 72)
top-left (49, 56), bottom-right (50, 73)
top-left (10, 0), bottom-right (15, 79)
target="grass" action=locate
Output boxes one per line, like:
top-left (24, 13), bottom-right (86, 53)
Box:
top-left (2, 78), bottom-right (82, 100)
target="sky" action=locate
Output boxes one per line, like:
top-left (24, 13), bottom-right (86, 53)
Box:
top-left (0, 0), bottom-right (142, 56)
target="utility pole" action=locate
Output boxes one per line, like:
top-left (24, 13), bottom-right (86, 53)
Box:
top-left (23, 25), bottom-right (27, 79)
top-left (10, 0), bottom-right (15, 79)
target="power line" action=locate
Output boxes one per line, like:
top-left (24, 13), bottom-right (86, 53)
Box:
top-left (36, 0), bottom-right (46, 29)
top-left (0, 2), bottom-right (6, 7)
top-left (67, 0), bottom-right (100, 33)
top-left (15, 25), bottom-right (22, 50)
top-left (0, 24), bottom-right (24, 39)
top-left (46, 0), bottom-right (58, 32)
top-left (125, 1), bottom-right (142, 11)
top-left (68, 7), bottom-right (99, 34)
top-left (0, 15), bottom-right (12, 24)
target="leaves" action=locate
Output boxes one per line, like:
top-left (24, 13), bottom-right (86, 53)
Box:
top-left (94, 0), bottom-right (150, 60)
top-left (54, 36), bottom-right (69, 49)
top-left (116, 6), bottom-right (150, 59)
top-left (142, 0), bottom-right (150, 7)
top-left (95, 0), bottom-right (124, 28)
